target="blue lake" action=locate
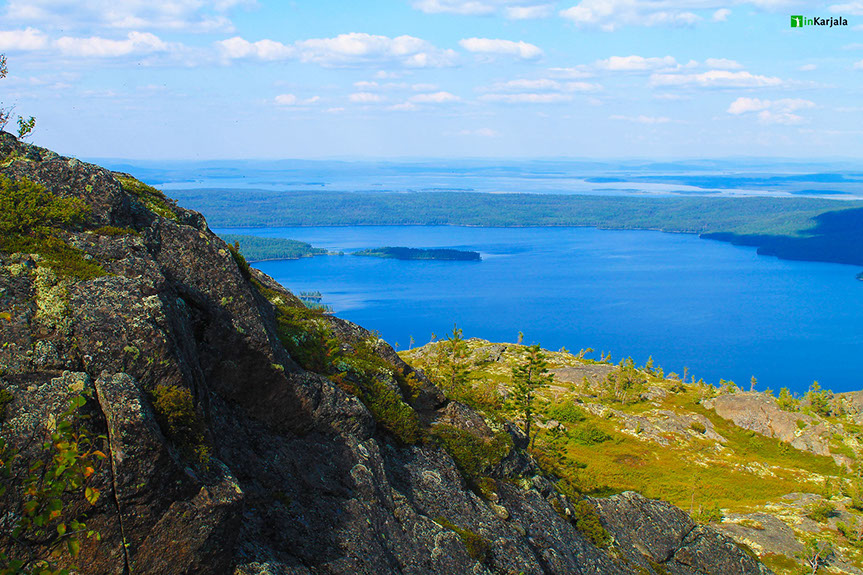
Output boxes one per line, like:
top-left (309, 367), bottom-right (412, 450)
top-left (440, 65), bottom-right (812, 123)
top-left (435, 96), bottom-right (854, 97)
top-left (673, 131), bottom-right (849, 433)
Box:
top-left (215, 225), bottom-right (863, 395)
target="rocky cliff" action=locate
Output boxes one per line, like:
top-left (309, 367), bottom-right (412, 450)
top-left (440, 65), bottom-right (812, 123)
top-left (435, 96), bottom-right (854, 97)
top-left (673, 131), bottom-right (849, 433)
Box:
top-left (0, 131), bottom-right (769, 574)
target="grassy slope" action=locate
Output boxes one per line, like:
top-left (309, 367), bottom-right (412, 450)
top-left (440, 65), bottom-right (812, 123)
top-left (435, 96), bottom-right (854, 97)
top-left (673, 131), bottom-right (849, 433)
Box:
top-left (400, 339), bottom-right (863, 574)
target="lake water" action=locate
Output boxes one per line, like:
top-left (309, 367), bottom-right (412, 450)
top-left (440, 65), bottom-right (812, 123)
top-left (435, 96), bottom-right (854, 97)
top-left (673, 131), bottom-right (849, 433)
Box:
top-left (214, 225), bottom-right (863, 395)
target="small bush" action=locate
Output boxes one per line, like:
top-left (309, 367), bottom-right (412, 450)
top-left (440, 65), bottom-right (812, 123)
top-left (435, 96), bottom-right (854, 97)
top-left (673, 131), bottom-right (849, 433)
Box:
top-left (436, 518), bottom-right (491, 562)
top-left (546, 401), bottom-right (587, 423)
top-left (431, 424), bottom-right (513, 479)
top-left (805, 500), bottom-right (837, 523)
top-left (691, 503), bottom-right (723, 524)
top-left (569, 425), bottom-right (612, 446)
top-left (690, 421), bottom-right (707, 434)
top-left (572, 499), bottom-right (612, 548)
top-left (227, 242), bottom-right (252, 281)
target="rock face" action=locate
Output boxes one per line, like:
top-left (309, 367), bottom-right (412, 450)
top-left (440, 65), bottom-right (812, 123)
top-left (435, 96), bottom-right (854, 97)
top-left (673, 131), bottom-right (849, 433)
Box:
top-left (0, 132), bottom-right (771, 574)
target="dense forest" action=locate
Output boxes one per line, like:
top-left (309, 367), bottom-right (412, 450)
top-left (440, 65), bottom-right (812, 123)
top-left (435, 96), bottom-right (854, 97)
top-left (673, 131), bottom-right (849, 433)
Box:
top-left (220, 233), bottom-right (328, 261)
top-left (353, 247), bottom-right (481, 261)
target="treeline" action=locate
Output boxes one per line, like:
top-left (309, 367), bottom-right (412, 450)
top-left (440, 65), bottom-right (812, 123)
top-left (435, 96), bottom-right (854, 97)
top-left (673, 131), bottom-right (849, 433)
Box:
top-left (353, 247), bottom-right (481, 261)
top-left (220, 234), bottom-right (327, 262)
top-left (178, 191), bottom-right (863, 267)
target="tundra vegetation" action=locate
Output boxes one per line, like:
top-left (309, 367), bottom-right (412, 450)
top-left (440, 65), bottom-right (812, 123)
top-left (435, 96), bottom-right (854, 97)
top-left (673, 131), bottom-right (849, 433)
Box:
top-left (401, 336), bottom-right (863, 574)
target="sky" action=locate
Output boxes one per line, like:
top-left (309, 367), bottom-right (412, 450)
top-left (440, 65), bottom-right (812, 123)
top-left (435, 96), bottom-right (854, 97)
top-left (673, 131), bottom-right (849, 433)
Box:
top-left (1, 0), bottom-right (862, 159)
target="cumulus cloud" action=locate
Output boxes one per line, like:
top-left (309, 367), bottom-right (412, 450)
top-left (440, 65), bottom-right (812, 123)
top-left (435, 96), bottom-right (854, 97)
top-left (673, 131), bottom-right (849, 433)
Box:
top-left (705, 58), bottom-right (743, 69)
top-left (712, 8), bottom-right (731, 21)
top-left (486, 78), bottom-right (600, 92)
top-left (218, 37), bottom-right (294, 60)
top-left (4, 0), bottom-right (247, 33)
top-left (650, 69), bottom-right (784, 88)
top-left (799, 63), bottom-right (817, 71)
top-left (594, 55), bottom-right (677, 71)
top-left (727, 96), bottom-right (815, 124)
top-left (610, 114), bottom-right (671, 124)
top-left (350, 92), bottom-right (384, 103)
top-left (480, 92), bottom-right (573, 103)
top-left (0, 27), bottom-right (49, 51)
top-left (275, 94), bottom-right (319, 106)
top-left (560, 0), bottom-right (700, 31)
top-left (459, 37), bottom-right (543, 59)
top-left (218, 33), bottom-right (457, 68)
top-left (55, 31), bottom-right (170, 57)
top-left (409, 91), bottom-right (460, 103)
top-left (413, 0), bottom-right (554, 18)
top-left (560, 0), bottom-right (786, 30)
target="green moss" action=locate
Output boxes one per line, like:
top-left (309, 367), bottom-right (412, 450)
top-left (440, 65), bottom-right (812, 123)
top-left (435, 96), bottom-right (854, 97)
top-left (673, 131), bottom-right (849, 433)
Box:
top-left (115, 175), bottom-right (178, 222)
top-left (150, 385), bottom-right (209, 465)
top-left (430, 424), bottom-right (513, 479)
top-left (0, 387), bottom-right (13, 422)
top-left (435, 518), bottom-right (491, 562)
top-left (93, 225), bottom-right (137, 236)
top-left (0, 177), bottom-right (105, 280)
top-left (760, 553), bottom-right (800, 574)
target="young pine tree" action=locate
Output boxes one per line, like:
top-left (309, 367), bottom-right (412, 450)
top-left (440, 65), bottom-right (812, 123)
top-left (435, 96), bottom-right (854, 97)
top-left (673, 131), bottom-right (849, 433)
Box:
top-left (509, 344), bottom-right (552, 447)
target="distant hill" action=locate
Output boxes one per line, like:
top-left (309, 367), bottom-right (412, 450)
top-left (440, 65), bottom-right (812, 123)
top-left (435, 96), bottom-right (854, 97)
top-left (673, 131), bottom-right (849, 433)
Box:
top-left (220, 233), bottom-right (328, 261)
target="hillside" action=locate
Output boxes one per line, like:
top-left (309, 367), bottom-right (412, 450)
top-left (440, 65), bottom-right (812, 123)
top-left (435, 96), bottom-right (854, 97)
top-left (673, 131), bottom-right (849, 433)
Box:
top-left (0, 132), bottom-right (774, 574)
top-left (401, 339), bottom-right (863, 575)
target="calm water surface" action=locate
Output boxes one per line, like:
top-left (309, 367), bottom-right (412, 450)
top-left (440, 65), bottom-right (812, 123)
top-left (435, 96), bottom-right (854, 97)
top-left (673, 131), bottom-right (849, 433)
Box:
top-left (215, 226), bottom-right (863, 394)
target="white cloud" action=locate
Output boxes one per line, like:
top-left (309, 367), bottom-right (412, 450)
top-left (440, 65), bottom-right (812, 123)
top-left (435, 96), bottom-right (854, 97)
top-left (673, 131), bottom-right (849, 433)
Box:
top-left (275, 94), bottom-right (319, 106)
top-left (799, 63), bottom-right (817, 71)
top-left (547, 66), bottom-right (594, 79)
top-left (727, 97), bottom-right (815, 125)
top-left (595, 55), bottom-right (677, 71)
top-left (480, 92), bottom-right (573, 103)
top-left (409, 91), bottom-right (460, 103)
top-left (486, 78), bottom-right (601, 93)
top-left (456, 128), bottom-right (500, 136)
top-left (830, 1), bottom-right (863, 15)
top-left (0, 27), bottom-right (49, 51)
top-left (297, 33), bottom-right (457, 68)
top-left (505, 4), bottom-right (555, 19)
top-left (218, 37), bottom-right (294, 60)
top-left (712, 8), bottom-right (731, 21)
top-left (650, 69), bottom-right (784, 88)
top-left (560, 0), bottom-right (700, 31)
top-left (610, 114), bottom-right (671, 124)
top-left (4, 0), bottom-right (246, 33)
top-left (55, 31), bottom-right (170, 57)
top-left (854, 59), bottom-right (863, 69)
top-left (218, 33), bottom-right (457, 68)
top-left (350, 92), bottom-right (384, 103)
top-left (560, 0), bottom-right (787, 30)
top-left (413, 0), bottom-right (554, 18)
top-left (705, 58), bottom-right (743, 69)
top-left (459, 37), bottom-right (543, 59)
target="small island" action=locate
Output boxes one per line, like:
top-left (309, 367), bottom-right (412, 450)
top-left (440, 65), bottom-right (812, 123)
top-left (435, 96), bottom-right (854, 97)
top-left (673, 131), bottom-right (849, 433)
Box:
top-left (220, 234), bottom-right (329, 262)
top-left (858, 271), bottom-right (863, 281)
top-left (352, 246), bottom-right (481, 261)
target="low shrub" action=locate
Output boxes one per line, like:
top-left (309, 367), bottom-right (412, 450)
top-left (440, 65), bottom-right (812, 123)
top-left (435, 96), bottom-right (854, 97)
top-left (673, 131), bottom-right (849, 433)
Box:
top-left (569, 425), bottom-right (612, 446)
top-left (431, 424), bottom-right (513, 479)
top-left (150, 385), bottom-right (209, 465)
top-left (571, 499), bottom-right (612, 548)
top-left (805, 500), bottom-right (837, 523)
top-left (435, 518), bottom-right (491, 562)
top-left (546, 401), bottom-right (587, 423)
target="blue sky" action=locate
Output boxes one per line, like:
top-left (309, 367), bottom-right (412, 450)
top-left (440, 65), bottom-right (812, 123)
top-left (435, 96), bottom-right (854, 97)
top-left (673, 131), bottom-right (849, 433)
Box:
top-left (1, 0), bottom-right (862, 159)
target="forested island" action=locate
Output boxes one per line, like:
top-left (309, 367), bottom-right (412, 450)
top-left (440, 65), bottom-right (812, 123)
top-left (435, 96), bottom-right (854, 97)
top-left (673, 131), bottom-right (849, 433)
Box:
top-left (220, 233), bottom-right (330, 261)
top-left (353, 246), bottom-right (481, 261)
